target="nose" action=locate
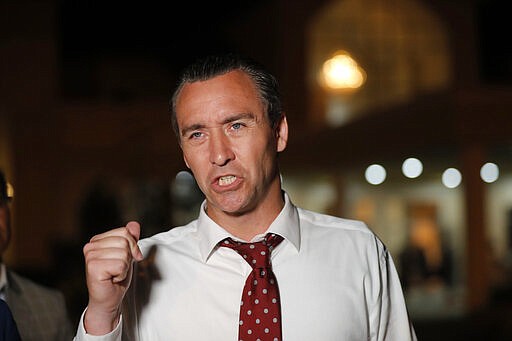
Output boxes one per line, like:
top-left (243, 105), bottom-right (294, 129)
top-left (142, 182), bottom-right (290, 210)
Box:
top-left (209, 132), bottom-right (235, 166)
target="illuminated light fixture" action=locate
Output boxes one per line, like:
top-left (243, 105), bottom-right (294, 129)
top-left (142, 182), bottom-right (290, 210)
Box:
top-left (319, 50), bottom-right (367, 91)
top-left (6, 182), bottom-right (14, 199)
top-left (442, 168), bottom-right (462, 189)
top-left (480, 162), bottom-right (499, 183)
top-left (365, 164), bottom-right (386, 185)
top-left (402, 157), bottom-right (423, 178)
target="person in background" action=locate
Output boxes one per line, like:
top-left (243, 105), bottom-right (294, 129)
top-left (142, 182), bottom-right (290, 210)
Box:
top-left (0, 298), bottom-right (21, 341)
top-left (0, 170), bottom-right (73, 340)
top-left (75, 53), bottom-right (417, 340)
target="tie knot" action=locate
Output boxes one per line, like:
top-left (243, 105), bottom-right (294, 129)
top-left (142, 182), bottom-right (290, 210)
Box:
top-left (220, 233), bottom-right (283, 270)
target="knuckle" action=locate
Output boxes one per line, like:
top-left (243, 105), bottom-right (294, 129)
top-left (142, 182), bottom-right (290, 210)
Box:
top-left (124, 248), bottom-right (132, 261)
top-left (83, 242), bottom-right (93, 256)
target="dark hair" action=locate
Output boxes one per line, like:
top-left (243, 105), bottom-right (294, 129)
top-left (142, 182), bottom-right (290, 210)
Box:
top-left (169, 53), bottom-right (283, 139)
top-left (0, 170), bottom-right (7, 204)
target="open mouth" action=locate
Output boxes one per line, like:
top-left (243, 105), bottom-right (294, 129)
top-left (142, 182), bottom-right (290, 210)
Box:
top-left (218, 175), bottom-right (236, 186)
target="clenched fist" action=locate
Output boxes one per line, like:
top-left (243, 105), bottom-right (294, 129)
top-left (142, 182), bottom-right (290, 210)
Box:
top-left (82, 221), bottom-right (144, 335)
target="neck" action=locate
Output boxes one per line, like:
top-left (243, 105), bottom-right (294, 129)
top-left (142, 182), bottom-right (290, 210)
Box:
top-left (209, 185), bottom-right (285, 242)
top-left (222, 208), bottom-right (282, 242)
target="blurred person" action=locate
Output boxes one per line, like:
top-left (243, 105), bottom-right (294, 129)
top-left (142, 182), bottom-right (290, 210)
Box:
top-left (0, 298), bottom-right (21, 341)
top-left (75, 53), bottom-right (417, 340)
top-left (0, 170), bottom-right (73, 340)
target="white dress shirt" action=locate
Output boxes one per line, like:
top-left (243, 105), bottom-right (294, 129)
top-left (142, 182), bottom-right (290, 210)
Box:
top-left (75, 192), bottom-right (417, 340)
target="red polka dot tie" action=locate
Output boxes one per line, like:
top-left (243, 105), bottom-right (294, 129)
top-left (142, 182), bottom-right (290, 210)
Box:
top-left (220, 233), bottom-right (284, 341)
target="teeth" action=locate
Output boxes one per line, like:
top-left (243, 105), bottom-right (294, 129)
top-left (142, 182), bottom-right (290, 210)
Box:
top-left (218, 175), bottom-right (236, 186)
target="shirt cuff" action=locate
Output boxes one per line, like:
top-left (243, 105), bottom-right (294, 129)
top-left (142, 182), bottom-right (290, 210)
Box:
top-left (74, 308), bottom-right (122, 341)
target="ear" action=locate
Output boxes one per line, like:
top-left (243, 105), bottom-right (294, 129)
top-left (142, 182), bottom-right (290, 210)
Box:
top-left (276, 113), bottom-right (288, 153)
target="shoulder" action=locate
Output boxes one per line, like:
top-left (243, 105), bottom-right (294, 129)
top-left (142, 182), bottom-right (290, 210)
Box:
top-left (296, 207), bottom-right (387, 254)
top-left (297, 207), bottom-right (373, 235)
top-left (138, 220), bottom-right (198, 254)
top-left (8, 271), bottom-right (66, 303)
top-left (6, 271), bottom-right (72, 339)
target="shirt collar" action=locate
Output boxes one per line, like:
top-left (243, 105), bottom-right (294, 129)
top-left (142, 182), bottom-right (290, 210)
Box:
top-left (197, 191), bottom-right (301, 262)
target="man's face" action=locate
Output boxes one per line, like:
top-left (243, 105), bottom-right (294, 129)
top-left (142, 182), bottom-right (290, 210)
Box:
top-left (175, 70), bottom-right (288, 221)
top-left (0, 203), bottom-right (11, 257)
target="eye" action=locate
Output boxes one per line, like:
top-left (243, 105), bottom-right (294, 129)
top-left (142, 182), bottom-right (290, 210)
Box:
top-left (231, 122), bottom-right (243, 130)
top-left (190, 131), bottom-right (203, 139)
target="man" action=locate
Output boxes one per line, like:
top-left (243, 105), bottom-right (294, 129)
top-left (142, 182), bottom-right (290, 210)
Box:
top-left (0, 170), bottom-right (74, 340)
top-left (76, 53), bottom-right (417, 340)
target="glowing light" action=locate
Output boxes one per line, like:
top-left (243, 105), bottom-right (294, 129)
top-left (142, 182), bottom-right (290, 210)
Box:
top-left (6, 182), bottom-right (14, 199)
top-left (442, 168), bottom-right (462, 188)
top-left (175, 170), bottom-right (194, 182)
top-left (480, 162), bottom-right (499, 183)
top-left (173, 171), bottom-right (196, 197)
top-left (402, 158), bottom-right (423, 178)
top-left (365, 164), bottom-right (386, 185)
top-left (320, 51), bottom-right (366, 90)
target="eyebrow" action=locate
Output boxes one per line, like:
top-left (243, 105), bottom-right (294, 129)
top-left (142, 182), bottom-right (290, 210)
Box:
top-left (181, 123), bottom-right (205, 138)
top-left (222, 112), bottom-right (255, 125)
top-left (180, 112), bottom-right (256, 137)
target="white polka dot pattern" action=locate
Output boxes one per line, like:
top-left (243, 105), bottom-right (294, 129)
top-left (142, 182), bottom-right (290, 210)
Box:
top-left (220, 233), bottom-right (284, 341)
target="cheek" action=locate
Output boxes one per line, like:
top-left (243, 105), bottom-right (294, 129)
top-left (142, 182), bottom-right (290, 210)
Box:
top-left (249, 143), bottom-right (277, 174)
top-left (182, 154), bottom-right (207, 182)
top-left (182, 148), bottom-right (202, 169)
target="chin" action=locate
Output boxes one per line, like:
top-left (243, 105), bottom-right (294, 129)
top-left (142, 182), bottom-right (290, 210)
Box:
top-left (209, 197), bottom-right (251, 216)
top-left (219, 203), bottom-right (247, 216)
